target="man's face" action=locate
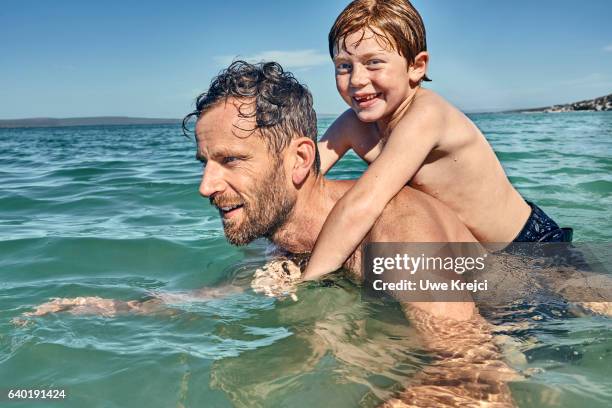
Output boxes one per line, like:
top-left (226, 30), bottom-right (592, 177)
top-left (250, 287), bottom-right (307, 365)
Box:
top-left (195, 99), bottom-right (295, 245)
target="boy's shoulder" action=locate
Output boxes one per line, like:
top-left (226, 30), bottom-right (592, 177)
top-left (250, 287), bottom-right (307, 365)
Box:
top-left (403, 89), bottom-right (451, 122)
top-left (391, 89), bottom-right (458, 136)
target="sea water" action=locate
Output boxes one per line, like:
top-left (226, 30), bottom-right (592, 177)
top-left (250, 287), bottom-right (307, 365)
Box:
top-left (1, 112), bottom-right (611, 407)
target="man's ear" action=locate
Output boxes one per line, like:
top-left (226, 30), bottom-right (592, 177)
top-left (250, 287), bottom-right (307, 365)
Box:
top-left (291, 137), bottom-right (316, 185)
top-left (409, 51), bottom-right (429, 84)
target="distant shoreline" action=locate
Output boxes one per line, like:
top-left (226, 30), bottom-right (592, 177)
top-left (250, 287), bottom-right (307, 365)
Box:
top-left (0, 116), bottom-right (182, 129)
top-left (504, 93), bottom-right (611, 113)
top-left (0, 114), bottom-right (342, 129)
top-left (2, 95), bottom-right (611, 130)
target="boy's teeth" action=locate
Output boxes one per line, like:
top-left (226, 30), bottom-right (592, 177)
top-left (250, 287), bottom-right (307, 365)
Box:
top-left (356, 94), bottom-right (378, 102)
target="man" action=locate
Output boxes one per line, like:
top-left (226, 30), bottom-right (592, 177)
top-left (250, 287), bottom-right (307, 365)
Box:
top-left (184, 61), bottom-right (516, 406)
top-left (22, 61), bottom-right (517, 407)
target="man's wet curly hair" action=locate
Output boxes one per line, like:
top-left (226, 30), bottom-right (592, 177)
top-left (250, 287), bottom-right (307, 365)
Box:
top-left (183, 61), bottom-right (320, 173)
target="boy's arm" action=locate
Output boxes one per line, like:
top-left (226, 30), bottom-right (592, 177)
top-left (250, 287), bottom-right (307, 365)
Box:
top-left (303, 107), bottom-right (442, 280)
top-left (317, 110), bottom-right (359, 175)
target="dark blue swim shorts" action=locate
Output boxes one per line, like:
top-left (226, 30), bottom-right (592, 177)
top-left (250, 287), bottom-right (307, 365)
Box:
top-left (513, 201), bottom-right (573, 242)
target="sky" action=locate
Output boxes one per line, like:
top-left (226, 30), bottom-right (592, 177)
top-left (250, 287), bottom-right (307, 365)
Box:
top-left (1, 0), bottom-right (611, 118)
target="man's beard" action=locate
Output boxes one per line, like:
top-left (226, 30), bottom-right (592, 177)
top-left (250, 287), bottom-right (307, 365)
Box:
top-left (211, 165), bottom-right (295, 246)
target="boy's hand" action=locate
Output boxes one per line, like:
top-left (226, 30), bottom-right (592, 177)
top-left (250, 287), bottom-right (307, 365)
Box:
top-left (251, 259), bottom-right (302, 301)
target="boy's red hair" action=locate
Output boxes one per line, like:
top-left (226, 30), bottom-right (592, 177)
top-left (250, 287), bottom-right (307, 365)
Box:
top-left (329, 0), bottom-right (431, 81)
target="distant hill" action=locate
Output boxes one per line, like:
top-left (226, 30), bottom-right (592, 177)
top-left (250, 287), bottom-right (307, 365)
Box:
top-left (510, 93), bottom-right (612, 113)
top-left (0, 116), bottom-right (182, 129)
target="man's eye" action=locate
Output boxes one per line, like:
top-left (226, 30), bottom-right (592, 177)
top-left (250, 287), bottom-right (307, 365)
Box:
top-left (367, 59), bottom-right (383, 66)
top-left (222, 156), bottom-right (239, 164)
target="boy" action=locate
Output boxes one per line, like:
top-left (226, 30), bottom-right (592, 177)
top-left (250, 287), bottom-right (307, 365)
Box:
top-left (303, 0), bottom-right (571, 280)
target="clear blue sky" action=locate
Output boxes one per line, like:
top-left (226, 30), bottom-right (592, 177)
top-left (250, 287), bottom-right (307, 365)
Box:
top-left (1, 0), bottom-right (611, 118)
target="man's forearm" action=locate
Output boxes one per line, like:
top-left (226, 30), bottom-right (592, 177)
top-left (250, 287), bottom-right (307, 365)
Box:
top-left (16, 284), bottom-right (244, 322)
top-left (388, 304), bottom-right (518, 407)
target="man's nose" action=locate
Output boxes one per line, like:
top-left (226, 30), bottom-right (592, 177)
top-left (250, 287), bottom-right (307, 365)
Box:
top-left (199, 162), bottom-right (226, 198)
top-left (349, 64), bottom-right (369, 88)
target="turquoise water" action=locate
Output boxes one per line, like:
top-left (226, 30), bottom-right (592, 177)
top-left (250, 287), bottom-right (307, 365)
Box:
top-left (1, 112), bottom-right (611, 407)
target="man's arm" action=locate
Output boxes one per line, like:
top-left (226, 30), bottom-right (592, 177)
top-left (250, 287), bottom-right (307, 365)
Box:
top-left (386, 264), bottom-right (515, 405)
top-left (359, 193), bottom-right (516, 406)
top-left (385, 304), bottom-right (518, 407)
top-left (13, 258), bottom-right (303, 324)
top-left (12, 285), bottom-right (244, 325)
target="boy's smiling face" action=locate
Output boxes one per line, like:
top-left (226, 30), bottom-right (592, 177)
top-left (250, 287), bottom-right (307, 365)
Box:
top-left (333, 28), bottom-right (417, 124)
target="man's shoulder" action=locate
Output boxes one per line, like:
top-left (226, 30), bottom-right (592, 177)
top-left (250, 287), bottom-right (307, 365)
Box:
top-left (369, 187), bottom-right (444, 242)
top-left (382, 186), bottom-right (436, 220)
